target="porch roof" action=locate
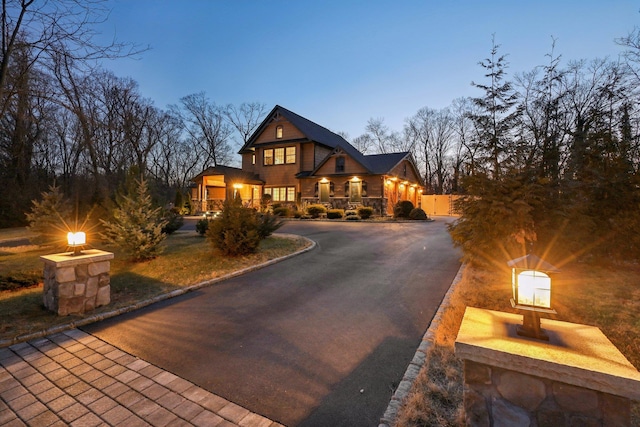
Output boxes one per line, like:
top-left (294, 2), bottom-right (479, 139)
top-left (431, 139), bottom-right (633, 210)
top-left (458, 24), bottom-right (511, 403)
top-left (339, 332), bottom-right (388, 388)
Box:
top-left (191, 165), bottom-right (264, 185)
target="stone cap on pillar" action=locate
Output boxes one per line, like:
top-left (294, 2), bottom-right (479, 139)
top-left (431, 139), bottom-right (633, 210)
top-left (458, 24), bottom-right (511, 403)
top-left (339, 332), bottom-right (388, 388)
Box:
top-left (455, 307), bottom-right (640, 400)
top-left (40, 249), bottom-right (114, 267)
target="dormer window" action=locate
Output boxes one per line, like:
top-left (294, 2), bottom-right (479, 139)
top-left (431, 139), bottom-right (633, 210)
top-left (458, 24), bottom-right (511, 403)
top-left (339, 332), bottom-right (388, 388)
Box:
top-left (276, 125), bottom-right (283, 139)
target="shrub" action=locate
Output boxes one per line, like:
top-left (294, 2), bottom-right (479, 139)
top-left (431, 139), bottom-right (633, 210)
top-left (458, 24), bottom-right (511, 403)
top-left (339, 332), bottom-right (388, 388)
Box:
top-left (195, 219), bottom-right (209, 236)
top-left (207, 196), bottom-right (261, 256)
top-left (162, 208), bottom-right (184, 234)
top-left (306, 204), bottom-right (327, 218)
top-left (327, 209), bottom-right (344, 219)
top-left (409, 207), bottom-right (428, 220)
top-left (293, 210), bottom-right (303, 218)
top-left (346, 215), bottom-right (360, 221)
top-left (357, 206), bottom-right (374, 219)
top-left (345, 210), bottom-right (358, 217)
top-left (257, 213), bottom-right (284, 239)
top-left (273, 206), bottom-right (291, 217)
top-left (100, 177), bottom-right (168, 261)
top-left (394, 200), bottom-right (414, 218)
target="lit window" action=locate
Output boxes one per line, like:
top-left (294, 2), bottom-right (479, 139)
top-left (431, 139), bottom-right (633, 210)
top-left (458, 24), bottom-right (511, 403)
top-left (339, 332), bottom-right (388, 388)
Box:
top-left (276, 125), bottom-right (283, 139)
top-left (286, 146), bottom-right (296, 164)
top-left (264, 149), bottom-right (274, 165)
top-left (265, 186), bottom-right (295, 202)
top-left (274, 148), bottom-right (285, 164)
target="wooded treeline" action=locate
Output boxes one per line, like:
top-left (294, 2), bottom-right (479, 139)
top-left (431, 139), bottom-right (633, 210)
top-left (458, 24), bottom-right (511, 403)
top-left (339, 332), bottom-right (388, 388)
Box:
top-left (0, 0), bottom-right (268, 227)
top-left (2, 1), bottom-right (639, 261)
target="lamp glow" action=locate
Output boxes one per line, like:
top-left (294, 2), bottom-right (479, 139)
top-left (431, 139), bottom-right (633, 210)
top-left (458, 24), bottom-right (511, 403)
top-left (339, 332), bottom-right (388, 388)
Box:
top-left (67, 232), bottom-right (86, 256)
top-left (508, 254), bottom-right (559, 341)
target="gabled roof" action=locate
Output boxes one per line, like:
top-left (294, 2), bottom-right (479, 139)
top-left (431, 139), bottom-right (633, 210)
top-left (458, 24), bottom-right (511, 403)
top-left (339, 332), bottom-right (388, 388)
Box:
top-left (239, 105), bottom-right (351, 153)
top-left (191, 165), bottom-right (264, 185)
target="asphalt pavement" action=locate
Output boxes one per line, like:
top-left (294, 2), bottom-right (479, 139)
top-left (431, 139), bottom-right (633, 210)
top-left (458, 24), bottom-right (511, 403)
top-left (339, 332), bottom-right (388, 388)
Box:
top-left (80, 220), bottom-right (461, 426)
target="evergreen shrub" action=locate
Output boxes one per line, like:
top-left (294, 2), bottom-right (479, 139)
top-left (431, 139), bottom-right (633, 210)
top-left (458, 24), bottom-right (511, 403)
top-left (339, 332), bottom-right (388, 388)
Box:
top-left (357, 206), bottom-right (374, 219)
top-left (306, 204), bottom-right (327, 218)
top-left (409, 207), bottom-right (428, 220)
top-left (394, 200), bottom-right (414, 218)
top-left (327, 209), bottom-right (344, 219)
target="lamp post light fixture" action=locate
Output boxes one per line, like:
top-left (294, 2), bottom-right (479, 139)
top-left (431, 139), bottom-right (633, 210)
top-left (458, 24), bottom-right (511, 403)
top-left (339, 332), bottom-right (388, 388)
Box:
top-left (67, 231), bottom-right (86, 256)
top-left (508, 254), bottom-right (559, 341)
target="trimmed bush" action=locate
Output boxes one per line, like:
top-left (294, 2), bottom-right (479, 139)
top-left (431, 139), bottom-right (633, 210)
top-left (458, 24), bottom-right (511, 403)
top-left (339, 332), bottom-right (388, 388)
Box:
top-left (394, 200), bottom-right (415, 218)
top-left (345, 210), bottom-right (358, 217)
top-left (195, 219), bottom-right (209, 236)
top-left (273, 206), bottom-right (291, 217)
top-left (306, 204), bottom-right (327, 218)
top-left (357, 206), bottom-right (374, 219)
top-left (293, 210), bottom-right (303, 218)
top-left (327, 209), bottom-right (344, 219)
top-left (409, 207), bottom-right (428, 220)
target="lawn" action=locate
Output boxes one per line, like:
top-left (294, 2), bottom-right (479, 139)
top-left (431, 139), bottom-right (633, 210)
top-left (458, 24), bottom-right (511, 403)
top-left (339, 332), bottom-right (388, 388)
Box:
top-left (395, 262), bottom-right (640, 426)
top-left (0, 228), bottom-right (310, 342)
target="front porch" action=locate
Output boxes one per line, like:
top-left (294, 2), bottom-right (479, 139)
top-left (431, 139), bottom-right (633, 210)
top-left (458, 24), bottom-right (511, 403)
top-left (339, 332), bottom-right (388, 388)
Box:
top-left (190, 165), bottom-right (264, 214)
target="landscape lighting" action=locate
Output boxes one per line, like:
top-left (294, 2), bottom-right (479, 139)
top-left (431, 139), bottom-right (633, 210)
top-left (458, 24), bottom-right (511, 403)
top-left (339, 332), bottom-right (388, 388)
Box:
top-left (508, 254), bottom-right (559, 341)
top-left (67, 231), bottom-right (86, 256)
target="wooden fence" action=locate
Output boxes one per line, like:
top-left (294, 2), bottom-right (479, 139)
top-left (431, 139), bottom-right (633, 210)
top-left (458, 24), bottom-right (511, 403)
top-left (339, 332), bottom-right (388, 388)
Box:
top-left (420, 195), bottom-right (462, 216)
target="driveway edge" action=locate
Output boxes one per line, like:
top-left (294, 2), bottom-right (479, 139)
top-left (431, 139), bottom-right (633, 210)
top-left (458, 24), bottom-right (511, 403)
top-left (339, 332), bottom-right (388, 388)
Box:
top-left (0, 233), bottom-right (315, 348)
top-left (378, 263), bottom-right (466, 427)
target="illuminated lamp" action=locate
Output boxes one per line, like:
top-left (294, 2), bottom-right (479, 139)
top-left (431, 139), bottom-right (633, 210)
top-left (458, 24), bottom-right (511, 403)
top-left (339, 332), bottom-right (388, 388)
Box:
top-left (508, 254), bottom-right (559, 341)
top-left (320, 177), bottom-right (329, 183)
top-left (232, 183), bottom-right (243, 189)
top-left (351, 176), bottom-right (360, 181)
top-left (67, 231), bottom-right (86, 256)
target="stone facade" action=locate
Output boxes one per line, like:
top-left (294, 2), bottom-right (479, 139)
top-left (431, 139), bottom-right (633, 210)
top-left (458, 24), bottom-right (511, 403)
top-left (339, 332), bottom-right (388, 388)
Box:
top-left (40, 250), bottom-right (114, 316)
top-left (463, 360), bottom-right (630, 426)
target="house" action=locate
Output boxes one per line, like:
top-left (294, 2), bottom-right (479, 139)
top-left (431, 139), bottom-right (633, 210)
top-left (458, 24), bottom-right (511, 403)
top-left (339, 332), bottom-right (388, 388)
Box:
top-left (191, 105), bottom-right (423, 216)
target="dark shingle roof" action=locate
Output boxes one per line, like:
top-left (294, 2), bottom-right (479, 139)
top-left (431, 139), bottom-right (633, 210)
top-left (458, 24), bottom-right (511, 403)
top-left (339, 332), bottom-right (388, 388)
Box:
top-left (191, 165), bottom-right (263, 184)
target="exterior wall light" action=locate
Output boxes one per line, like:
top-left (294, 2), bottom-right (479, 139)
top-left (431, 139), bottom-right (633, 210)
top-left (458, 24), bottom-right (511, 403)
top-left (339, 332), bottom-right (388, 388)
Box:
top-left (386, 179), bottom-right (392, 185)
top-left (232, 183), bottom-right (243, 189)
top-left (320, 177), bottom-right (329, 183)
top-left (508, 254), bottom-right (559, 341)
top-left (67, 231), bottom-right (86, 256)
top-left (351, 176), bottom-right (360, 182)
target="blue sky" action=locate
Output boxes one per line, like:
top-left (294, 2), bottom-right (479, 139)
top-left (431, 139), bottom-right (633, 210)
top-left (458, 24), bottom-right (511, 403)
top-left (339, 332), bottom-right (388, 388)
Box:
top-left (98, 0), bottom-right (638, 140)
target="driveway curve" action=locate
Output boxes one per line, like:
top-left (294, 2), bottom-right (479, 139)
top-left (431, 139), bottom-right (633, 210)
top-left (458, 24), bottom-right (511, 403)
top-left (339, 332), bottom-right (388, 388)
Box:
top-left (82, 219), bottom-right (461, 426)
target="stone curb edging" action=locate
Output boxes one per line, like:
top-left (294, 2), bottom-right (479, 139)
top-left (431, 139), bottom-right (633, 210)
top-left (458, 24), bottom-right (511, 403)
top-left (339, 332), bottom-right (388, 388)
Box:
top-left (378, 263), bottom-right (466, 427)
top-left (0, 233), bottom-right (316, 349)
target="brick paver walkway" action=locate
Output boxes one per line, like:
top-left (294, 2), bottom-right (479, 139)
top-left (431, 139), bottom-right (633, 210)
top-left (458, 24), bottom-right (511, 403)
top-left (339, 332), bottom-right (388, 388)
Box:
top-left (0, 329), bottom-right (283, 427)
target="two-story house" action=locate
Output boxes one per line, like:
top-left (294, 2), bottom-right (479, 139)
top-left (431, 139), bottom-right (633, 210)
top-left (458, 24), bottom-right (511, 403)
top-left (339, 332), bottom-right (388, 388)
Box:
top-left (191, 105), bottom-right (423, 216)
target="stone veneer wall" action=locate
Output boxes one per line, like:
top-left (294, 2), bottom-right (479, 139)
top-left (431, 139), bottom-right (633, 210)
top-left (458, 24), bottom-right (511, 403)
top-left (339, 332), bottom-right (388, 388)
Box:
top-left (464, 360), bottom-right (630, 427)
top-left (42, 253), bottom-right (112, 316)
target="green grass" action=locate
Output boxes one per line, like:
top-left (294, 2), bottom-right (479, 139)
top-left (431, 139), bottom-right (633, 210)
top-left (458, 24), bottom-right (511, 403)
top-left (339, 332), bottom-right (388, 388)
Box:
top-left (394, 263), bottom-right (640, 426)
top-left (0, 230), bottom-right (310, 341)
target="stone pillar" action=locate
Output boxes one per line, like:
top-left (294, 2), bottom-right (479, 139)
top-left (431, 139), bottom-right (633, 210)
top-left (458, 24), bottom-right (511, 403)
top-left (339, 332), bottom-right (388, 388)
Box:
top-left (455, 307), bottom-right (640, 427)
top-left (40, 250), bottom-right (114, 316)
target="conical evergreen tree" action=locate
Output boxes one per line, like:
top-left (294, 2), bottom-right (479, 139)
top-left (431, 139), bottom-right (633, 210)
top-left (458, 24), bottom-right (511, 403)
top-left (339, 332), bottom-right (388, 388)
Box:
top-left (100, 177), bottom-right (168, 261)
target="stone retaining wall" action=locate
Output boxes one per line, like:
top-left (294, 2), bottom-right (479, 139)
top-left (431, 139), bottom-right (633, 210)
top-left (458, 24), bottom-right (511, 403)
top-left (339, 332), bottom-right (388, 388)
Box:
top-left (464, 360), bottom-right (630, 426)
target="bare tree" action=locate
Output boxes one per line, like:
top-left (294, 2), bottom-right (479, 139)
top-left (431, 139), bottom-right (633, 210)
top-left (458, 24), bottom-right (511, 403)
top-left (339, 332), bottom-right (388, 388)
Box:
top-left (364, 117), bottom-right (403, 153)
top-left (0, 0), bottom-right (144, 111)
top-left (173, 92), bottom-right (233, 168)
top-left (224, 102), bottom-right (267, 145)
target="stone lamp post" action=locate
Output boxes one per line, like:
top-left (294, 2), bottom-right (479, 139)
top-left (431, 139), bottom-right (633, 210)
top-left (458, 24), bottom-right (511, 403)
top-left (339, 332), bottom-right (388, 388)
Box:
top-left (455, 255), bottom-right (640, 426)
top-left (40, 232), bottom-right (114, 316)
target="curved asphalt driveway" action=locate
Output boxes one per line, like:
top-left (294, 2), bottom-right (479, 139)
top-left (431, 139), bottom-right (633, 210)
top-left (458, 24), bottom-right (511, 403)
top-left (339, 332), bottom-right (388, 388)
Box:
top-left (82, 219), bottom-right (460, 426)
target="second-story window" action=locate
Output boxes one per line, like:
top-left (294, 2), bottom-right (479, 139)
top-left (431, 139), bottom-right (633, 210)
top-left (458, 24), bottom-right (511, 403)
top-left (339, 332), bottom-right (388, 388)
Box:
top-left (286, 146), bottom-right (296, 164)
top-left (264, 149), bottom-right (273, 165)
top-left (263, 146), bottom-right (296, 165)
top-left (274, 148), bottom-right (285, 164)
top-left (335, 157), bottom-right (345, 173)
top-left (276, 125), bottom-right (283, 139)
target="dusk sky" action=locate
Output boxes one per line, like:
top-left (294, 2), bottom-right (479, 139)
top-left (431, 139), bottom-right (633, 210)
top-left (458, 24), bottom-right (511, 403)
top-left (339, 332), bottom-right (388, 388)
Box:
top-left (98, 1), bottom-right (638, 143)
